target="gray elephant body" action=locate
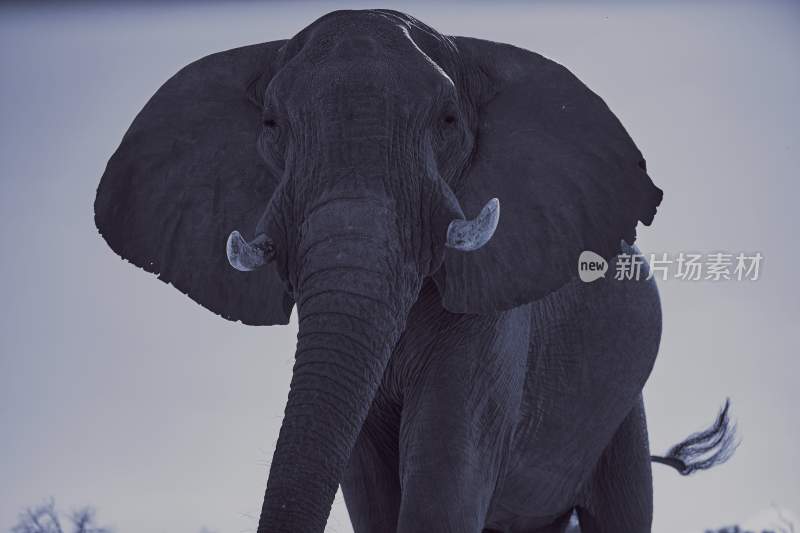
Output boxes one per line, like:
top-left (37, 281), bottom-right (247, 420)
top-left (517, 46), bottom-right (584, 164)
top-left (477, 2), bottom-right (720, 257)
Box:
top-left (344, 246), bottom-right (661, 532)
top-left (94, 9), bottom-right (736, 533)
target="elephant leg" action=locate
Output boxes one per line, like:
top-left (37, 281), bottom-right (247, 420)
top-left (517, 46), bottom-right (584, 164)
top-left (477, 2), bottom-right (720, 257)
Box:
top-left (576, 394), bottom-right (653, 533)
top-left (340, 395), bottom-right (402, 533)
top-left (521, 510), bottom-right (576, 533)
top-left (394, 305), bottom-right (530, 533)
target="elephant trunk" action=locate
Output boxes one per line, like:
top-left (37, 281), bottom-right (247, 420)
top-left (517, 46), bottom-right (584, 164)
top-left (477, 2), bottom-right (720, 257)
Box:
top-left (255, 200), bottom-right (412, 533)
top-left (257, 296), bottom-right (399, 532)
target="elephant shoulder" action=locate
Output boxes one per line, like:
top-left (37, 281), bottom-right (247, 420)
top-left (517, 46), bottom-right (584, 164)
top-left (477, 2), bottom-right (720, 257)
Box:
top-left (582, 243), bottom-right (662, 339)
top-left (576, 243), bottom-right (663, 387)
top-left (526, 243), bottom-right (662, 389)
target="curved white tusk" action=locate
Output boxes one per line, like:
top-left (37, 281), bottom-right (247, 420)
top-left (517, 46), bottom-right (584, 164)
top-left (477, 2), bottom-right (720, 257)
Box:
top-left (445, 197), bottom-right (500, 252)
top-left (226, 231), bottom-right (267, 272)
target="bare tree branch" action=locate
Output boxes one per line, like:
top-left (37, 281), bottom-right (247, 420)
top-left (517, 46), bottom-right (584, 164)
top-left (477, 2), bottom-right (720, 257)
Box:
top-left (11, 501), bottom-right (110, 533)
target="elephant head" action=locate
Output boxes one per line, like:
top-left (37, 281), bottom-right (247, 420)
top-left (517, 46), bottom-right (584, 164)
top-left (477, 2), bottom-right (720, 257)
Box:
top-left (94, 9), bottom-right (661, 533)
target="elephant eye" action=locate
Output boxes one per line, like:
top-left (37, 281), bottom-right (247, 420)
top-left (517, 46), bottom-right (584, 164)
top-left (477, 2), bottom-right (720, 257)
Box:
top-left (443, 114), bottom-right (457, 125)
top-left (262, 108), bottom-right (279, 130)
top-left (260, 112), bottom-right (282, 146)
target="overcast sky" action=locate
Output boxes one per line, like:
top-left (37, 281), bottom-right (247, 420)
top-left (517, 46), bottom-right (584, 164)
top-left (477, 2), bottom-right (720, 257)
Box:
top-left (1, 1), bottom-right (798, 532)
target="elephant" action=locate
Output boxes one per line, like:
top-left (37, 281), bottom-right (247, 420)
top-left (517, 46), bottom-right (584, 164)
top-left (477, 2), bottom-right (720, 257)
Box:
top-left (94, 9), bottom-right (738, 533)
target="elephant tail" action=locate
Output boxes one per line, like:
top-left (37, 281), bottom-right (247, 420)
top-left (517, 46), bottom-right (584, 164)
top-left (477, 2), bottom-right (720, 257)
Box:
top-left (650, 398), bottom-right (739, 475)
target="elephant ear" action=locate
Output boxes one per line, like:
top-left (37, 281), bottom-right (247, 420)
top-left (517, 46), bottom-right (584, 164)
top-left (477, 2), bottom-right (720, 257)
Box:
top-left (436, 37), bottom-right (663, 314)
top-left (95, 41), bottom-right (294, 326)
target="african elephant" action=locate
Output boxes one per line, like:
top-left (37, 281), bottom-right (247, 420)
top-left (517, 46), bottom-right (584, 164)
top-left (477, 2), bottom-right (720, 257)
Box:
top-left (94, 9), bottom-right (737, 533)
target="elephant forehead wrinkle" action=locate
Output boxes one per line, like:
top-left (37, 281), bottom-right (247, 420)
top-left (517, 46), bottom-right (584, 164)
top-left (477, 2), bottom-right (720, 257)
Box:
top-left (303, 195), bottom-right (394, 225)
top-left (398, 25), bottom-right (454, 88)
top-left (317, 91), bottom-right (389, 136)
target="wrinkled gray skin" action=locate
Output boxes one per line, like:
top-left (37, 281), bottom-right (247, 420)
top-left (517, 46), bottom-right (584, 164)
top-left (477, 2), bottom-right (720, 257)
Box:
top-left (95, 9), bottom-right (736, 533)
top-left (339, 252), bottom-right (662, 533)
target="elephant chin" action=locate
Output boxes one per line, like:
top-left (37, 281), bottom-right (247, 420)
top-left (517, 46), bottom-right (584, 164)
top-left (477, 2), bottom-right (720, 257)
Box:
top-left (226, 231), bottom-right (270, 272)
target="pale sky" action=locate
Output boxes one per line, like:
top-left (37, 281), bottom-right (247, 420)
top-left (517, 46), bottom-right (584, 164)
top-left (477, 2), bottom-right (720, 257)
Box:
top-left (1, 2), bottom-right (798, 532)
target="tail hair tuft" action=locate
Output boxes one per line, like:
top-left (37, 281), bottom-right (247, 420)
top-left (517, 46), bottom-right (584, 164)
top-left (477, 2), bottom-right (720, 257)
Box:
top-left (652, 398), bottom-right (739, 476)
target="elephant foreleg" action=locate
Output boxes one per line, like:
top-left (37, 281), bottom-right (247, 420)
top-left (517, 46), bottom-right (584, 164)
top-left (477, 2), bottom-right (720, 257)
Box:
top-left (341, 397), bottom-right (402, 533)
top-left (576, 394), bottom-right (653, 533)
top-left (395, 304), bottom-right (530, 533)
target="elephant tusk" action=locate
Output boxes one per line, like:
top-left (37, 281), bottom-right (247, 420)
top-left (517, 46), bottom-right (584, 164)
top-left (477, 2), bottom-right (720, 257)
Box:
top-left (445, 197), bottom-right (500, 252)
top-left (226, 230), bottom-right (269, 272)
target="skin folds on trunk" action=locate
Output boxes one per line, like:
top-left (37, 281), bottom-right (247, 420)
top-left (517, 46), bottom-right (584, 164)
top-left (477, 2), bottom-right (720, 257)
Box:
top-left (259, 302), bottom-right (393, 531)
top-left (257, 199), bottom-right (418, 533)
